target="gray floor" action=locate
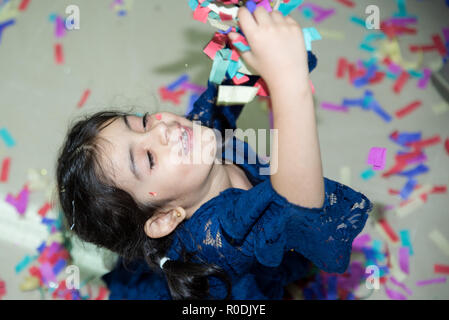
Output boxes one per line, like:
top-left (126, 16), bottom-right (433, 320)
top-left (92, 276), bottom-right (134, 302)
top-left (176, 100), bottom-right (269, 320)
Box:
top-left (0, 0), bottom-right (448, 299)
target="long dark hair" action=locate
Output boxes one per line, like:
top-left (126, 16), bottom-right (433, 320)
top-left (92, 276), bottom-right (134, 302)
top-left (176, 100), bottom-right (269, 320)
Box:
top-left (55, 110), bottom-right (231, 299)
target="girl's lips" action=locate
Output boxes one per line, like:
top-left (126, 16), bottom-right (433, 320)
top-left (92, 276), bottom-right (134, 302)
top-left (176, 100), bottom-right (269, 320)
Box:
top-left (181, 125), bottom-right (192, 155)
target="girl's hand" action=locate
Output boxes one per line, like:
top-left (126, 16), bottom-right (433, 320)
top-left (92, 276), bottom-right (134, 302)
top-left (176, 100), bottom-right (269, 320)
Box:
top-left (228, 6), bottom-right (309, 87)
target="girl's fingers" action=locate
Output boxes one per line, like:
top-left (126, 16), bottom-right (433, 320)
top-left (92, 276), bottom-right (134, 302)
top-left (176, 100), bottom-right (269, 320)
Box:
top-left (270, 9), bottom-right (285, 25)
top-left (236, 6), bottom-right (258, 40)
top-left (252, 5), bottom-right (273, 26)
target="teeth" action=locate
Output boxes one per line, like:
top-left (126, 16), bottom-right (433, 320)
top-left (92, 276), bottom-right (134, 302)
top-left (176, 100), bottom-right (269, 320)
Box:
top-left (181, 128), bottom-right (188, 154)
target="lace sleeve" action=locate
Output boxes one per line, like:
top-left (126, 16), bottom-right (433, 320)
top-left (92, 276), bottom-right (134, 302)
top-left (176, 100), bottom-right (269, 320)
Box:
top-left (218, 177), bottom-right (373, 274)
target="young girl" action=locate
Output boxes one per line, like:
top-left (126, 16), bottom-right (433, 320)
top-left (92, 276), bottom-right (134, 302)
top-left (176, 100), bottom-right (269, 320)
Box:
top-left (56, 6), bottom-right (372, 300)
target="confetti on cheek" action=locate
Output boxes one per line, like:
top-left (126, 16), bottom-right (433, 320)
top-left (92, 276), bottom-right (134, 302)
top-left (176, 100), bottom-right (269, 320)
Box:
top-left (155, 114), bottom-right (162, 121)
top-left (149, 192), bottom-right (157, 196)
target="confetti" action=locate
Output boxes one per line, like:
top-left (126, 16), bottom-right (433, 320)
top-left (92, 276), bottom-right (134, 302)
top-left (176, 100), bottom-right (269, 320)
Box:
top-left (367, 147), bottom-right (386, 170)
top-left (54, 43), bottom-right (64, 64)
top-left (395, 100), bottom-right (422, 118)
top-left (18, 0), bottom-right (31, 11)
top-left (0, 127), bottom-right (16, 147)
top-left (77, 89), bottom-right (91, 108)
top-left (429, 230), bottom-right (449, 258)
top-left (5, 185), bottom-right (30, 215)
top-left (1, 157), bottom-right (11, 182)
top-left (416, 277), bottom-right (447, 286)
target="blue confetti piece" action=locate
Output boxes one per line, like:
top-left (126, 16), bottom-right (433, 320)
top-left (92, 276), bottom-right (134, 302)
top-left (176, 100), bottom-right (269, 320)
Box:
top-left (37, 241), bottom-right (46, 254)
top-left (302, 7), bottom-right (314, 19)
top-left (400, 178), bottom-right (418, 200)
top-left (246, 0), bottom-right (257, 14)
top-left (361, 168), bottom-right (375, 180)
top-left (359, 43), bottom-right (375, 52)
top-left (52, 258), bottom-right (67, 275)
top-left (41, 217), bottom-right (56, 226)
top-left (278, 0), bottom-right (304, 16)
top-left (0, 127), bottom-right (16, 147)
top-left (118, 10), bottom-right (127, 16)
top-left (185, 93), bottom-right (199, 117)
top-left (370, 101), bottom-right (393, 122)
top-left (342, 98), bottom-right (364, 107)
top-left (397, 163), bottom-right (429, 179)
top-left (48, 13), bottom-right (58, 22)
top-left (233, 41), bottom-right (251, 52)
top-left (15, 255), bottom-right (36, 274)
top-left (350, 16), bottom-right (366, 27)
top-left (188, 0), bottom-right (198, 11)
top-left (400, 230), bottom-right (414, 255)
top-left (302, 27), bottom-right (321, 51)
top-left (166, 74), bottom-right (189, 91)
top-left (396, 132), bottom-right (422, 146)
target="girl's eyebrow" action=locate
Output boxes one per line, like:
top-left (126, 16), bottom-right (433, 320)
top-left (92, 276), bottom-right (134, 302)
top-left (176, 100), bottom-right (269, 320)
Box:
top-left (122, 115), bottom-right (142, 181)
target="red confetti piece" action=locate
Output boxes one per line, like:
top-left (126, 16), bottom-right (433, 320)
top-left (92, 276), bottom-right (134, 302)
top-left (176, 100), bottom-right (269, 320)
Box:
top-left (219, 12), bottom-right (233, 21)
top-left (393, 71), bottom-right (409, 94)
top-left (434, 264), bottom-right (449, 275)
top-left (158, 86), bottom-right (186, 105)
top-left (431, 185), bottom-right (447, 194)
top-left (155, 114), bottom-right (162, 120)
top-left (409, 34), bottom-right (448, 57)
top-left (1, 157), bottom-right (11, 182)
top-left (336, 57), bottom-right (348, 78)
top-left (254, 78), bottom-right (269, 97)
top-left (95, 286), bottom-right (108, 300)
top-left (76, 89), bottom-right (90, 108)
top-left (395, 100), bottom-right (422, 118)
top-left (368, 71), bottom-right (385, 84)
top-left (445, 138), bottom-right (449, 155)
top-left (148, 192), bottom-right (157, 196)
top-left (38, 202), bottom-right (52, 217)
top-left (54, 43), bottom-right (64, 64)
top-left (405, 135), bottom-right (441, 150)
top-left (379, 218), bottom-right (399, 243)
top-left (18, 0), bottom-right (30, 11)
top-left (232, 74), bottom-right (250, 85)
top-left (192, 6), bottom-right (211, 24)
top-left (334, 0), bottom-right (355, 8)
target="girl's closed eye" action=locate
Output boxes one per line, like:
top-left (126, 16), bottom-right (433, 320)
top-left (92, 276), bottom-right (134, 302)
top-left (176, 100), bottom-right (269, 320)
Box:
top-left (142, 112), bottom-right (155, 170)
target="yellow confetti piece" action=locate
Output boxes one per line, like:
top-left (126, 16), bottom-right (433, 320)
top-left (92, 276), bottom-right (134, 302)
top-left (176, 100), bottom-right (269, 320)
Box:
top-left (431, 102), bottom-right (449, 115)
top-left (339, 166), bottom-right (351, 187)
top-left (429, 230), bottom-right (449, 258)
top-left (217, 85), bottom-right (259, 105)
top-left (0, 1), bottom-right (19, 23)
top-left (20, 276), bottom-right (40, 292)
top-left (317, 28), bottom-right (345, 40)
top-left (396, 196), bottom-right (425, 218)
top-left (389, 252), bottom-right (407, 282)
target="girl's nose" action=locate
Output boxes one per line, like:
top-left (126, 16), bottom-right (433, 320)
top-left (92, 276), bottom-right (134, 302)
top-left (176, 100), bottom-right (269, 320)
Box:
top-left (149, 120), bottom-right (181, 146)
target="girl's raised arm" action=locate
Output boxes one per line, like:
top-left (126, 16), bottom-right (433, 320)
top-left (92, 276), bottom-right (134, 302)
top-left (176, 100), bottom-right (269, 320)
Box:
top-left (229, 6), bottom-right (324, 208)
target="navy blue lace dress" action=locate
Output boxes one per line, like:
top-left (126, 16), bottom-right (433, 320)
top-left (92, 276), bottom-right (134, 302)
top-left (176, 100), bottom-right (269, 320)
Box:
top-left (102, 52), bottom-right (373, 299)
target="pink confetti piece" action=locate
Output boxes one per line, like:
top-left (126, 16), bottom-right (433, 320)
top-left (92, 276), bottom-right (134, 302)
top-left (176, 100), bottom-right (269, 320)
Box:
top-left (367, 147), bottom-right (386, 170)
top-left (399, 247), bottom-right (409, 274)
top-left (40, 262), bottom-right (57, 284)
top-left (155, 114), bottom-right (162, 120)
top-left (416, 277), bottom-right (447, 286)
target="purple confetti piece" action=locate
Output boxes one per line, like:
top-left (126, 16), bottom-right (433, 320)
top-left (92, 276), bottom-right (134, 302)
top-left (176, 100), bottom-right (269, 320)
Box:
top-left (416, 277), bottom-right (447, 286)
top-left (258, 0), bottom-right (273, 12)
top-left (385, 286), bottom-right (407, 300)
top-left (390, 276), bottom-right (413, 296)
top-left (352, 234), bottom-right (371, 250)
top-left (399, 247), bottom-right (409, 274)
top-left (442, 27), bottom-right (449, 44)
top-left (180, 82), bottom-right (207, 94)
top-left (5, 186), bottom-right (30, 215)
top-left (313, 8), bottom-right (335, 23)
top-left (367, 147), bottom-right (386, 170)
top-left (55, 16), bottom-right (66, 38)
top-left (321, 102), bottom-right (349, 112)
top-left (406, 153), bottom-right (427, 164)
top-left (417, 68), bottom-right (431, 89)
top-left (40, 262), bottom-right (57, 285)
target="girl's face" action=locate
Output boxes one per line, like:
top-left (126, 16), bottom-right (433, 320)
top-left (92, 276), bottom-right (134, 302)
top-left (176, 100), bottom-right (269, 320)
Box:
top-left (96, 112), bottom-right (218, 212)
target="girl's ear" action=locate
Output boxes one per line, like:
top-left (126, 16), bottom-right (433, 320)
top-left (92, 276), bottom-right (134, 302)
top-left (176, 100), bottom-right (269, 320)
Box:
top-left (144, 207), bottom-right (186, 239)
